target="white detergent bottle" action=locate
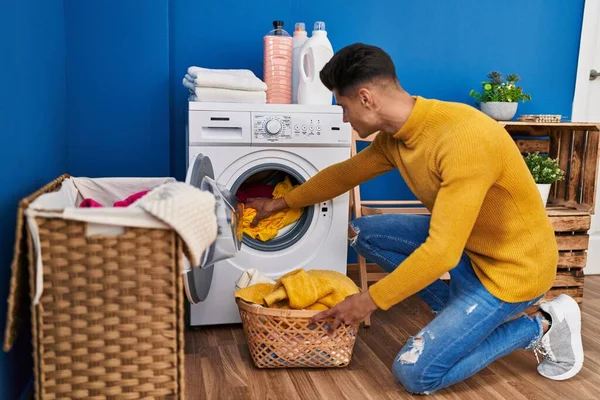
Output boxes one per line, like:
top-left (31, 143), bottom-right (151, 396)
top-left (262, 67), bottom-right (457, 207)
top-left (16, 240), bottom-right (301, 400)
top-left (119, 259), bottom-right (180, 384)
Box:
top-left (297, 21), bottom-right (334, 105)
top-left (292, 22), bottom-right (308, 104)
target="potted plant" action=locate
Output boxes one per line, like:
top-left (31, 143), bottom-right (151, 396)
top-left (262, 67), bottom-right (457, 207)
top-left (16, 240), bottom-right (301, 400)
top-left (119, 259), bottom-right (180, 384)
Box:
top-left (524, 152), bottom-right (565, 206)
top-left (469, 71), bottom-right (532, 121)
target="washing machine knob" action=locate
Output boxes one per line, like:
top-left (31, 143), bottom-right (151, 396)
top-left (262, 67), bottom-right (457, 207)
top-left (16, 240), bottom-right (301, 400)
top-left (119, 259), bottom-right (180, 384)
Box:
top-left (265, 119), bottom-right (282, 135)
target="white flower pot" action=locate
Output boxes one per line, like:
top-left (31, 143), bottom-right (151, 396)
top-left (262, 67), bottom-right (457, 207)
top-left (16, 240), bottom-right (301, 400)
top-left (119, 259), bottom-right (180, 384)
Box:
top-left (536, 183), bottom-right (551, 206)
top-left (480, 102), bottom-right (518, 121)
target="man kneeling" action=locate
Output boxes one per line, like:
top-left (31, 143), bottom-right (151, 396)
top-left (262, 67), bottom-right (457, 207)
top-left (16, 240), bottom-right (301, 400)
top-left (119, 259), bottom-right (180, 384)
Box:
top-left (247, 43), bottom-right (584, 394)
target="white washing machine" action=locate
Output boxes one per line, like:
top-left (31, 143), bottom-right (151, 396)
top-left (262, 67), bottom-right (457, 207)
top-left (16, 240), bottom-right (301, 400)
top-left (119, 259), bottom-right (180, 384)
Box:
top-left (185, 102), bottom-right (352, 326)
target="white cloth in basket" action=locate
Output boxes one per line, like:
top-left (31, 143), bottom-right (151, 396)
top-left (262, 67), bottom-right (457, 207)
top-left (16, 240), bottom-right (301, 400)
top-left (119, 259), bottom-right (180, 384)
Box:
top-left (235, 268), bottom-right (275, 289)
top-left (25, 178), bottom-right (218, 305)
top-left (137, 182), bottom-right (218, 267)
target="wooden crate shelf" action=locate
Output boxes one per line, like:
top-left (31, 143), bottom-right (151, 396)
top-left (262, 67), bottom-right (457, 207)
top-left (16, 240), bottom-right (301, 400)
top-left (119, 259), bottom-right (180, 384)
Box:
top-left (500, 122), bottom-right (600, 213)
top-left (557, 251), bottom-right (587, 268)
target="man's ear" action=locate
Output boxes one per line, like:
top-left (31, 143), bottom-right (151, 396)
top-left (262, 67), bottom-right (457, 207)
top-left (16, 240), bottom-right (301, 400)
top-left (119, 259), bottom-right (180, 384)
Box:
top-left (357, 87), bottom-right (373, 108)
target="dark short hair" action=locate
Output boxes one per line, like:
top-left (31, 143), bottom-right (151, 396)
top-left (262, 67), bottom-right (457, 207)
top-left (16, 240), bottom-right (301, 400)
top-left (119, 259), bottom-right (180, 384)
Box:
top-left (320, 43), bottom-right (398, 96)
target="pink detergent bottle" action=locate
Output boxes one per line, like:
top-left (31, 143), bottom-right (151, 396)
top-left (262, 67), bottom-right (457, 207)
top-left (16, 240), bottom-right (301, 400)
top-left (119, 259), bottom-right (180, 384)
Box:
top-left (263, 20), bottom-right (293, 104)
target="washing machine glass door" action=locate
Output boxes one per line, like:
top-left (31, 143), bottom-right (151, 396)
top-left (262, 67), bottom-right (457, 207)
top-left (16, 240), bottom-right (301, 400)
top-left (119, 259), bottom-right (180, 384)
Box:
top-left (182, 153), bottom-right (244, 304)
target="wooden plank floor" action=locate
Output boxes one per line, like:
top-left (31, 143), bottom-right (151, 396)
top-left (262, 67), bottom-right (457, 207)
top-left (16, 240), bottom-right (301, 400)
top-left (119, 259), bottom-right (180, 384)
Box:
top-left (185, 276), bottom-right (600, 399)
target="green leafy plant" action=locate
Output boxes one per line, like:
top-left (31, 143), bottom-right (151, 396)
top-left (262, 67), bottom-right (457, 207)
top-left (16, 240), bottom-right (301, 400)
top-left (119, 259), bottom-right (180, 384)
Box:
top-left (524, 152), bottom-right (565, 184)
top-left (469, 71), bottom-right (532, 105)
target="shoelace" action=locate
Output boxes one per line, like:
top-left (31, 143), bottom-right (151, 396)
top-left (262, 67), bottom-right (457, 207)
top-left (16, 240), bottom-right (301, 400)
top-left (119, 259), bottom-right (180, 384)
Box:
top-left (532, 337), bottom-right (557, 364)
top-left (531, 303), bottom-right (555, 364)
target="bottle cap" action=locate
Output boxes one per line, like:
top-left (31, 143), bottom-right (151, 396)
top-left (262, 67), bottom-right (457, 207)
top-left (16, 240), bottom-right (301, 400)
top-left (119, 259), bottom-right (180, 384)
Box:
top-left (295, 22), bottom-right (305, 32)
top-left (273, 20), bottom-right (284, 29)
top-left (314, 21), bottom-right (326, 31)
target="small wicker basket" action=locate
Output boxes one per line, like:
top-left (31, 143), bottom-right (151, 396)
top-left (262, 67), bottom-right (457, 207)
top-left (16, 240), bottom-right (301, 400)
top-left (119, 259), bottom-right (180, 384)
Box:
top-left (237, 299), bottom-right (359, 368)
top-left (518, 114), bottom-right (562, 123)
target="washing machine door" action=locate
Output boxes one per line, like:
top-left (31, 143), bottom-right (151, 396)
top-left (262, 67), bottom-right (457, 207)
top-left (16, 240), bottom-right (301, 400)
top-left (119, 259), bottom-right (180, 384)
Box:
top-left (182, 153), bottom-right (244, 304)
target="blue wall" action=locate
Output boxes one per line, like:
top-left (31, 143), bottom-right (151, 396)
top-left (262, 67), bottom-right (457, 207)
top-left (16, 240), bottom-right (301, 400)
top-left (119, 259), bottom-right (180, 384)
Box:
top-left (57, 0), bottom-right (586, 187)
top-left (169, 0), bottom-right (585, 181)
top-left (169, 0), bottom-right (585, 180)
top-left (168, 0), bottom-right (584, 262)
top-left (64, 0), bottom-right (171, 178)
top-left (0, 1), bottom-right (68, 398)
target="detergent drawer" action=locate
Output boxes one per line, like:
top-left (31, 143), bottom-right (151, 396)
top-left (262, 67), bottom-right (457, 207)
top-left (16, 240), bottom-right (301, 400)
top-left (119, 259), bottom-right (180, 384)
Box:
top-left (188, 110), bottom-right (252, 145)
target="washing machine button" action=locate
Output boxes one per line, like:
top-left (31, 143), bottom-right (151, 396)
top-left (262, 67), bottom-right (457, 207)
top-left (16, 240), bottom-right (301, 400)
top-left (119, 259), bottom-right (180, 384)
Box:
top-left (265, 119), bottom-right (282, 135)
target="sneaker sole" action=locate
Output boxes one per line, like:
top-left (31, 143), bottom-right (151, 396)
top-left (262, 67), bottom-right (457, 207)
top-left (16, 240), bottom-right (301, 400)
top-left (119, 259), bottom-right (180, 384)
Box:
top-left (540, 294), bottom-right (584, 380)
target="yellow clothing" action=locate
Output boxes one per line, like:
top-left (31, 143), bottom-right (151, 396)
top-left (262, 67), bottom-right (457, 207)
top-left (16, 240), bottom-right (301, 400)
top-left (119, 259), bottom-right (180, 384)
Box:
top-left (234, 283), bottom-right (276, 304)
top-left (234, 268), bottom-right (360, 310)
top-left (272, 175), bottom-right (295, 199)
top-left (241, 177), bottom-right (302, 241)
top-left (306, 303), bottom-right (329, 311)
top-left (283, 96), bottom-right (558, 311)
top-left (305, 269), bottom-right (363, 308)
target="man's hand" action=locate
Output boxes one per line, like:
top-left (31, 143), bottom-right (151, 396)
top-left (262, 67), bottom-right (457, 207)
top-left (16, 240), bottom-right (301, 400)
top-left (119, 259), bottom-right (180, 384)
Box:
top-left (309, 291), bottom-right (379, 334)
top-left (245, 197), bottom-right (288, 227)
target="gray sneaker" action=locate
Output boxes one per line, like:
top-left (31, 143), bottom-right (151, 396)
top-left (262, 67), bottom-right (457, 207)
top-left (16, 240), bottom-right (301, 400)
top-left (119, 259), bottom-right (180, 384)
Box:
top-left (533, 294), bottom-right (584, 380)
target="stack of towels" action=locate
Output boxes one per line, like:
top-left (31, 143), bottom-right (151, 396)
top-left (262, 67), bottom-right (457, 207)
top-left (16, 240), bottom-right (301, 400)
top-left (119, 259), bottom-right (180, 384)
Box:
top-left (234, 267), bottom-right (360, 311)
top-left (183, 66), bottom-right (267, 104)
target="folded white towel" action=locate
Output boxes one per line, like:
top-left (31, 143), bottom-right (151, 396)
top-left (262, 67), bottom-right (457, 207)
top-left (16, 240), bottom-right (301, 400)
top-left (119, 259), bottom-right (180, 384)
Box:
top-left (235, 268), bottom-right (276, 289)
top-left (191, 87), bottom-right (266, 104)
top-left (182, 76), bottom-right (196, 92)
top-left (187, 66), bottom-right (256, 79)
top-left (137, 182), bottom-right (218, 267)
top-left (183, 71), bottom-right (267, 92)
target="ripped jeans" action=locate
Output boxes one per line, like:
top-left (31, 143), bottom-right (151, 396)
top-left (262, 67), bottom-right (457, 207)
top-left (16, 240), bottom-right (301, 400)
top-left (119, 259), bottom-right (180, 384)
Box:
top-left (350, 214), bottom-right (544, 395)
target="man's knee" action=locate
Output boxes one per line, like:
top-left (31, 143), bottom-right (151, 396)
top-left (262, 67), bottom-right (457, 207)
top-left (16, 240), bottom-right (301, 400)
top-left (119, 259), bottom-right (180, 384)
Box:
top-left (348, 224), bottom-right (358, 239)
top-left (392, 335), bottom-right (438, 395)
top-left (349, 217), bottom-right (368, 245)
top-left (348, 216), bottom-right (370, 240)
top-left (348, 223), bottom-right (360, 247)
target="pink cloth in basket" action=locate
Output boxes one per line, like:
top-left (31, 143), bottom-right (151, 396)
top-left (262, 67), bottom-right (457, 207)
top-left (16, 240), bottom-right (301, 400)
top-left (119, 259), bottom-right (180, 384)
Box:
top-left (79, 190), bottom-right (149, 208)
top-left (79, 198), bottom-right (104, 208)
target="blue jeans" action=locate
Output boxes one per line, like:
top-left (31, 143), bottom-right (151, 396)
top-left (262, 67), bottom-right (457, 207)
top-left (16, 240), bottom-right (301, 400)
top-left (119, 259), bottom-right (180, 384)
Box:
top-left (350, 214), bottom-right (544, 395)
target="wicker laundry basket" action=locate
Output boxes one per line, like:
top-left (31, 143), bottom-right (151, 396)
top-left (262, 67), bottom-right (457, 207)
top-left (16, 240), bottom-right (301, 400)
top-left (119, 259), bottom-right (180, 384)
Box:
top-left (237, 299), bottom-right (359, 368)
top-left (4, 174), bottom-right (187, 400)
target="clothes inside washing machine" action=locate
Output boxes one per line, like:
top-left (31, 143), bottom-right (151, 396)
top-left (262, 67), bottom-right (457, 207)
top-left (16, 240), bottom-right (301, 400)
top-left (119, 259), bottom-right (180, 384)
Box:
top-left (235, 170), bottom-right (304, 243)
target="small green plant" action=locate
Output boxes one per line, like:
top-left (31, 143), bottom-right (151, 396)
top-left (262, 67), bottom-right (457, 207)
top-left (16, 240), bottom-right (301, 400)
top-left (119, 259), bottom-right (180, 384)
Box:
top-left (524, 152), bottom-right (565, 184)
top-left (469, 71), bottom-right (532, 105)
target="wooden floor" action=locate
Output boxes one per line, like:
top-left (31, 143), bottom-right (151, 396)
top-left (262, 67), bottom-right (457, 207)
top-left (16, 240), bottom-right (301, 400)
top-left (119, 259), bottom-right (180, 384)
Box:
top-left (185, 276), bottom-right (600, 400)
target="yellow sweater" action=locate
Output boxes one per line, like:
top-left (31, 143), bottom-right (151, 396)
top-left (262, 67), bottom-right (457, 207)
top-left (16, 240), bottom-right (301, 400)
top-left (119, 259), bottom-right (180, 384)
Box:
top-left (284, 96), bottom-right (558, 311)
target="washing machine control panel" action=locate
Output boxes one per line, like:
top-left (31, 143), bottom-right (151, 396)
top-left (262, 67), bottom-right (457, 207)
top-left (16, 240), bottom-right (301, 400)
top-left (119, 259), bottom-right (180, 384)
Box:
top-left (253, 115), bottom-right (292, 139)
top-left (251, 113), bottom-right (350, 145)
